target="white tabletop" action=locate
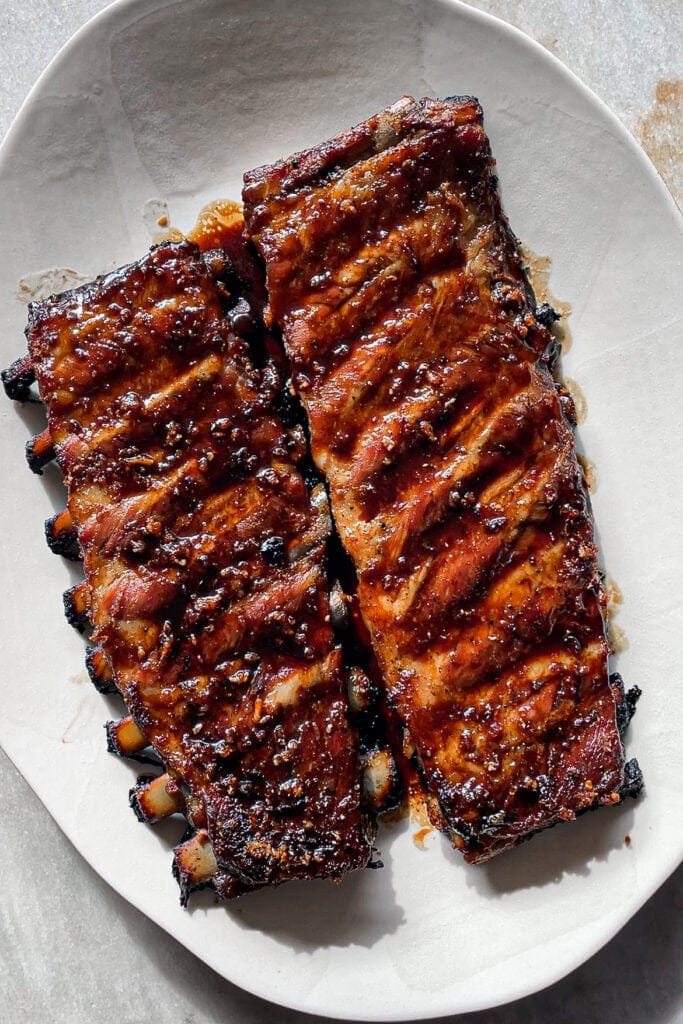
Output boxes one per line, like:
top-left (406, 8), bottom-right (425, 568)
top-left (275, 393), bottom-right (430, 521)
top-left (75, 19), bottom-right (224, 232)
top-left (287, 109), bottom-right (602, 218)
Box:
top-left (1, 2), bottom-right (681, 1022)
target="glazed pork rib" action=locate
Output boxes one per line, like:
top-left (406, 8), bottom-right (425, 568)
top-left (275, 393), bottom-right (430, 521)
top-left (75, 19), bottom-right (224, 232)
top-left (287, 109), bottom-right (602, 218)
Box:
top-left (243, 95), bottom-right (642, 861)
top-left (19, 236), bottom-right (374, 897)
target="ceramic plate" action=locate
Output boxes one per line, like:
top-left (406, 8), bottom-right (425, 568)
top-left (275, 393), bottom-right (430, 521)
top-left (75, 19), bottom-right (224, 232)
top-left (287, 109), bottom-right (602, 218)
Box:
top-left (0, 0), bottom-right (681, 1018)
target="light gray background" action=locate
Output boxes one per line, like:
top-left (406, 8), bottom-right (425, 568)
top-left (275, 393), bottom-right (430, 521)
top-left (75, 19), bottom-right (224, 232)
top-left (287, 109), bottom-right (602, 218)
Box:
top-left (0, 2), bottom-right (680, 1022)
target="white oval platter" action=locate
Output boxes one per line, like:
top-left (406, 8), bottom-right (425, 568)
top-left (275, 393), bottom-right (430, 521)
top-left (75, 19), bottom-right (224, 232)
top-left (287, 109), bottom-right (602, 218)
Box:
top-left (0, 0), bottom-right (681, 1018)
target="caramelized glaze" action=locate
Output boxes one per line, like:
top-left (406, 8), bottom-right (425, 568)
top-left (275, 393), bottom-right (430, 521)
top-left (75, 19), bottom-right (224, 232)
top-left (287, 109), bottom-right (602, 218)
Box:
top-left (26, 228), bottom-right (374, 895)
top-left (244, 95), bottom-right (641, 860)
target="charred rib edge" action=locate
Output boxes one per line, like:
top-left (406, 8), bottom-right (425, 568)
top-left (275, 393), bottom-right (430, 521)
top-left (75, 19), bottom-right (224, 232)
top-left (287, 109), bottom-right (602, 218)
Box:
top-left (45, 509), bottom-right (81, 561)
top-left (610, 672), bottom-right (642, 737)
top-left (621, 758), bottom-right (644, 799)
top-left (2, 353), bottom-right (35, 401)
top-left (26, 427), bottom-right (55, 474)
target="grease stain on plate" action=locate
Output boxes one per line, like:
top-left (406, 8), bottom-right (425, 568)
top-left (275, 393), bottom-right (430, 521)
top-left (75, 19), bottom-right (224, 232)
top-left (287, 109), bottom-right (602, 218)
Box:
top-left (412, 826), bottom-right (434, 850)
top-left (605, 575), bottom-right (628, 654)
top-left (608, 622), bottom-right (629, 655)
top-left (577, 452), bottom-right (598, 492)
top-left (143, 197), bottom-right (184, 244)
top-left (564, 377), bottom-right (588, 425)
top-left (17, 268), bottom-right (90, 304)
top-left (187, 198), bottom-right (243, 246)
top-left (520, 243), bottom-right (573, 353)
top-left (605, 575), bottom-right (623, 609)
top-left (69, 671), bottom-right (90, 687)
top-left (635, 80), bottom-right (682, 206)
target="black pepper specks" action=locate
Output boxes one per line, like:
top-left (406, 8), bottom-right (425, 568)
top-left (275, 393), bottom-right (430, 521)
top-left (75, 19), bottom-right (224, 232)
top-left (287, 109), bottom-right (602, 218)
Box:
top-left (260, 535), bottom-right (286, 565)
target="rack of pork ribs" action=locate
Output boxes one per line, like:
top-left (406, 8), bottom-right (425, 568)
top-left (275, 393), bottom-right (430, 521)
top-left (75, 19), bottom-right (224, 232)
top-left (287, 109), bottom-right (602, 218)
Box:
top-left (3, 96), bottom-right (642, 902)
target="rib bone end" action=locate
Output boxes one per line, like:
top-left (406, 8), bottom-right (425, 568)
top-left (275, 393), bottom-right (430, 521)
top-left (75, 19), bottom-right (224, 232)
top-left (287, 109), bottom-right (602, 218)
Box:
top-left (85, 645), bottom-right (116, 693)
top-left (106, 716), bottom-right (147, 758)
top-left (130, 773), bottom-right (185, 823)
top-left (2, 354), bottom-right (35, 402)
top-left (26, 427), bottom-right (55, 474)
top-left (45, 509), bottom-right (81, 561)
top-left (361, 747), bottom-right (402, 814)
top-left (172, 830), bottom-right (218, 906)
top-left (63, 581), bottom-right (90, 632)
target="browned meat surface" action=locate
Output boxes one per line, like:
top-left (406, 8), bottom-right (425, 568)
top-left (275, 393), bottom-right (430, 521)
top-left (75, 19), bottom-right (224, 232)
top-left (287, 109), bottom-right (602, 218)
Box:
top-left (243, 95), bottom-right (641, 861)
top-left (25, 232), bottom-right (374, 896)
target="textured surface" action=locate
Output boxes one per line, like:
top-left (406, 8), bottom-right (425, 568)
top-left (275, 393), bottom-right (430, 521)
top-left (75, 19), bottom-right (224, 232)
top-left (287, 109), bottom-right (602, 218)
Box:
top-left (0, 1), bottom-right (681, 1022)
top-left (244, 94), bottom-right (636, 860)
top-left (25, 234), bottom-right (372, 896)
